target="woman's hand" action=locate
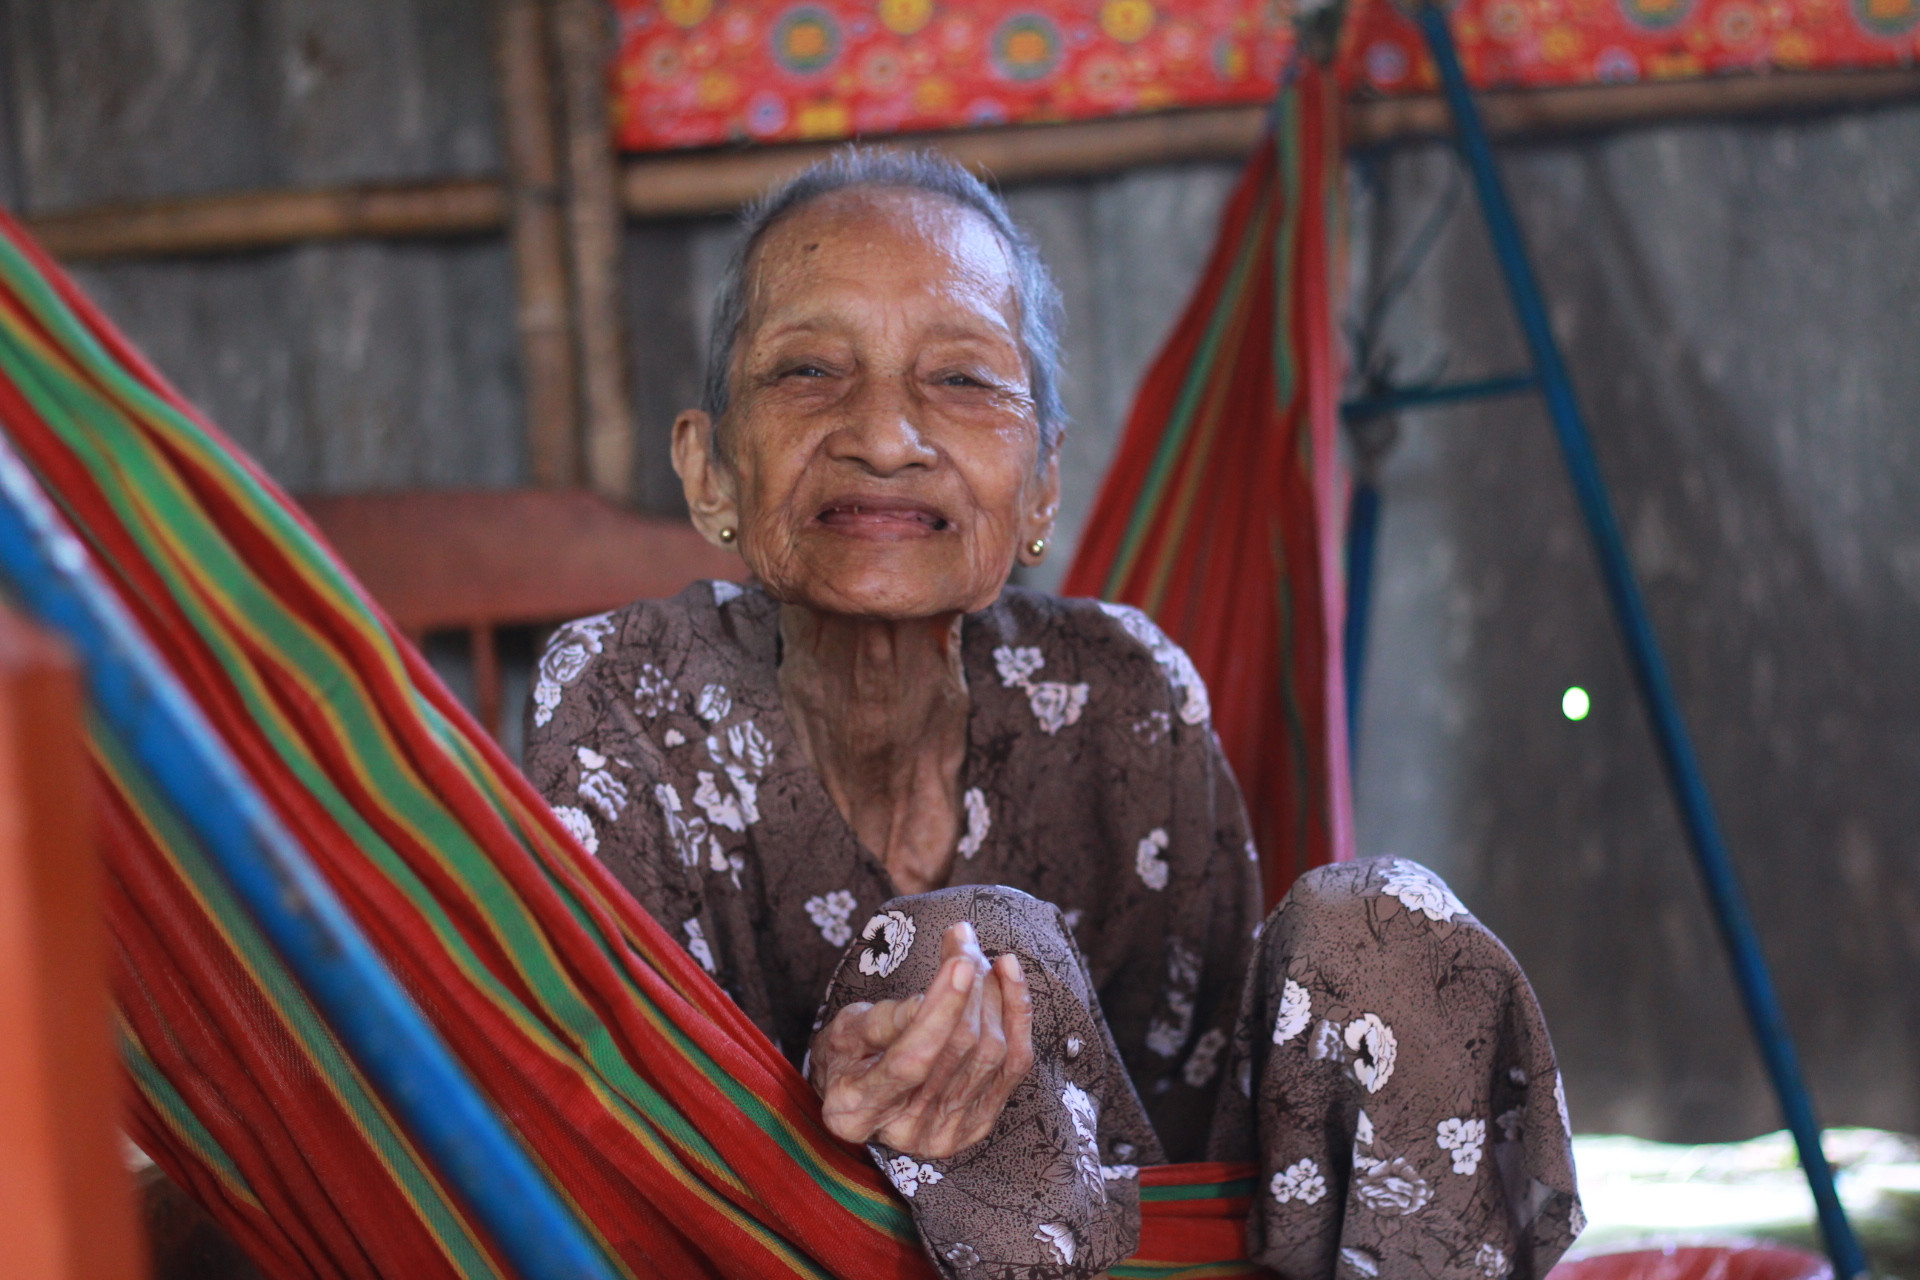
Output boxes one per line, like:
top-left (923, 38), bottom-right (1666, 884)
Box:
top-left (808, 921), bottom-right (1035, 1159)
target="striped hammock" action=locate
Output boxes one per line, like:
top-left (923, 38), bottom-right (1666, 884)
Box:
top-left (1063, 61), bottom-right (1352, 908)
top-left (0, 70), bottom-right (1339, 1280)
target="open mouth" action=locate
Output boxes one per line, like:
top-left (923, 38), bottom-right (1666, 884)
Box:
top-left (814, 499), bottom-right (950, 536)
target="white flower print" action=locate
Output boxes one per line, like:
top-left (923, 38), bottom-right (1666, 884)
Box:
top-left (857, 910), bottom-right (917, 978)
top-left (575, 747), bottom-right (628, 821)
top-left (695, 683), bottom-right (732, 723)
top-left (1345, 1013), bottom-right (1398, 1093)
top-left (1554, 1071), bottom-right (1572, 1136)
top-left (1132, 710), bottom-right (1171, 743)
top-left (1353, 1155), bottom-right (1434, 1215)
top-left (1270, 1157), bottom-right (1328, 1205)
top-left (1474, 1242), bottom-right (1510, 1277)
top-left (1183, 1027), bottom-right (1227, 1087)
top-left (1309, 1018), bottom-right (1346, 1062)
top-left (693, 726), bottom-right (767, 832)
top-left (1509, 1066), bottom-right (1529, 1087)
top-left (552, 805), bottom-right (598, 856)
top-left (1380, 860), bottom-right (1468, 924)
top-left (531, 614), bottom-right (615, 727)
top-left (992, 645), bottom-right (1088, 733)
top-left (1065, 1036), bottom-right (1084, 1059)
top-left (956, 788), bottom-right (990, 859)
top-left (1237, 1059), bottom-right (1252, 1097)
top-left (1496, 1108), bottom-right (1524, 1143)
top-left (726, 720), bottom-right (774, 774)
top-left (804, 891), bottom-right (857, 948)
top-left (532, 680), bottom-right (563, 726)
top-left (1136, 827), bottom-right (1171, 890)
top-left (1145, 938), bottom-right (1201, 1056)
top-left (662, 728), bottom-right (686, 747)
top-left (1101, 1164), bottom-right (1139, 1182)
top-left (684, 919), bottom-right (716, 974)
top-left (543, 640), bottom-right (596, 682)
top-left (1355, 1109), bottom-right (1375, 1147)
top-left (1145, 1014), bottom-right (1188, 1058)
top-left (1061, 1082), bottom-right (1104, 1194)
top-left (883, 1154), bottom-right (944, 1198)
top-left (654, 784), bottom-right (713, 868)
top-left (1096, 601), bottom-right (1210, 725)
top-left (710, 579), bottom-right (743, 606)
top-left (1168, 937), bottom-right (1200, 986)
top-left (1034, 1223), bottom-right (1076, 1266)
top-left (1025, 681), bottom-right (1089, 734)
top-left (633, 662), bottom-right (674, 718)
top-left (1437, 1117), bottom-right (1487, 1175)
top-left (941, 1243), bottom-right (979, 1270)
top-left (693, 769), bottom-right (758, 832)
top-left (1340, 1247), bottom-right (1381, 1277)
top-left (993, 645), bottom-right (1045, 687)
top-left (1273, 978), bottom-right (1312, 1044)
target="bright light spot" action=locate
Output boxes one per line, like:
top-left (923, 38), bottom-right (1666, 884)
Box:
top-left (1562, 686), bottom-right (1591, 721)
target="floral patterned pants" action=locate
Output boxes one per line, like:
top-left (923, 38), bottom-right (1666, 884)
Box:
top-left (817, 860), bottom-right (1582, 1280)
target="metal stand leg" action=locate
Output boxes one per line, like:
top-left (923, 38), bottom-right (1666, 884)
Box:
top-left (1413, 7), bottom-right (1867, 1275)
top-left (1343, 476), bottom-right (1382, 758)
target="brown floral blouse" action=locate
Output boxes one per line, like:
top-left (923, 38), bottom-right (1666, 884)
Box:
top-left (523, 581), bottom-right (1262, 1159)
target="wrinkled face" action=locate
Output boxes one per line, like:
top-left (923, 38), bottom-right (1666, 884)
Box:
top-left (676, 187), bottom-right (1059, 621)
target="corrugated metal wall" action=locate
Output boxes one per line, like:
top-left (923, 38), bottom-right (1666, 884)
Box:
top-left (3, 0), bottom-right (1914, 1145)
top-left (1350, 114), bottom-right (1920, 1141)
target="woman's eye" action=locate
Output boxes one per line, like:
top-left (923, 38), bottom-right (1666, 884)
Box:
top-left (783, 364), bottom-right (829, 379)
top-left (940, 372), bottom-right (988, 388)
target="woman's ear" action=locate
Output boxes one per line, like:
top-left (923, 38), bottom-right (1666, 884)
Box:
top-left (1017, 453), bottom-right (1062, 566)
top-left (671, 409), bottom-right (741, 550)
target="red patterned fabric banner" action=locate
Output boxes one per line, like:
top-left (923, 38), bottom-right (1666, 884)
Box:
top-left (611, 0), bottom-right (1293, 150)
top-left (1342, 0), bottom-right (1919, 96)
top-left (612, 0), bottom-right (1918, 152)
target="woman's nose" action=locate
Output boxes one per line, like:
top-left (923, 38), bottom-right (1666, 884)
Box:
top-left (825, 378), bottom-right (939, 476)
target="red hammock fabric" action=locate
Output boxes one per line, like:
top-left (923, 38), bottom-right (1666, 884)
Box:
top-left (1063, 60), bottom-right (1353, 908)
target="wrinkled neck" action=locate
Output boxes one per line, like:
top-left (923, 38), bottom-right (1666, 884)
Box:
top-left (777, 606), bottom-right (969, 894)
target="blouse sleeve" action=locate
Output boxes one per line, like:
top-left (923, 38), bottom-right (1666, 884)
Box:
top-left (521, 612), bottom-right (710, 968)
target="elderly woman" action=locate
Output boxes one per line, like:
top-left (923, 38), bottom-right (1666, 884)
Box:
top-left (527, 150), bottom-right (1579, 1280)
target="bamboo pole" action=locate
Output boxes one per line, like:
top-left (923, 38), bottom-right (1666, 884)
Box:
top-left (615, 104), bottom-right (1272, 217)
top-left (21, 68), bottom-right (1920, 260)
top-left (495, 0), bottom-right (581, 489)
top-left (1344, 64), bottom-right (1920, 146)
top-left (23, 178), bottom-right (505, 261)
top-left (551, 0), bottom-right (635, 503)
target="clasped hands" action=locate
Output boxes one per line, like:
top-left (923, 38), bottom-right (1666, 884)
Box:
top-left (808, 921), bottom-right (1036, 1159)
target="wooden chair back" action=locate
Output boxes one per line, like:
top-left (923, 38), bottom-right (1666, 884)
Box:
top-left (299, 488), bottom-right (744, 738)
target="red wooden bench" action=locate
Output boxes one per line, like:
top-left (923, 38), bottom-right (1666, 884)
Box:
top-left (299, 488), bottom-right (744, 738)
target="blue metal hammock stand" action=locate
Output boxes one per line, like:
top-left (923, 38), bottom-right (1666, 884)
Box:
top-left (1340, 9), bottom-right (1871, 1277)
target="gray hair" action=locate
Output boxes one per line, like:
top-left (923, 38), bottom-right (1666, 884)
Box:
top-left (701, 147), bottom-right (1067, 460)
